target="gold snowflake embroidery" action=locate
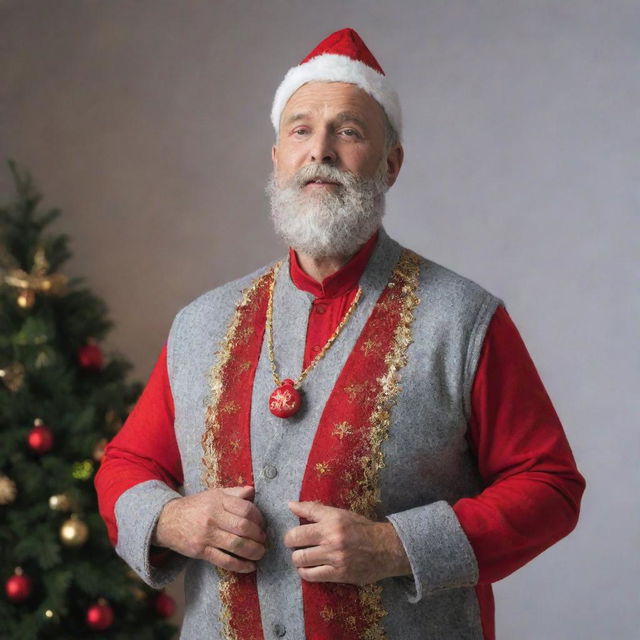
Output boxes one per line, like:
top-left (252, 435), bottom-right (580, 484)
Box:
top-left (269, 389), bottom-right (296, 411)
top-left (343, 381), bottom-right (376, 402)
top-left (238, 326), bottom-right (255, 340)
top-left (360, 338), bottom-right (380, 356)
top-left (332, 421), bottom-right (353, 439)
top-left (220, 400), bottom-right (240, 414)
top-left (320, 606), bottom-right (335, 621)
top-left (231, 360), bottom-right (251, 381)
top-left (315, 462), bottom-right (331, 476)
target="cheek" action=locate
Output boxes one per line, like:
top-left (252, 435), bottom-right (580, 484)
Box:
top-left (276, 145), bottom-right (305, 172)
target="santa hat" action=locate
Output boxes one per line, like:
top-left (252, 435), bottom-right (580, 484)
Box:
top-left (271, 28), bottom-right (402, 141)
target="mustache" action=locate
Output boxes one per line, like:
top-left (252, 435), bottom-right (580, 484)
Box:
top-left (287, 164), bottom-right (357, 190)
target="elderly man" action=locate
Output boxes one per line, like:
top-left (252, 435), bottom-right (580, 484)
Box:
top-left (95, 28), bottom-right (585, 640)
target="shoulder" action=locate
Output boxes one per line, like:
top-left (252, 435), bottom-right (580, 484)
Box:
top-left (407, 245), bottom-right (505, 316)
top-left (168, 258), bottom-right (283, 336)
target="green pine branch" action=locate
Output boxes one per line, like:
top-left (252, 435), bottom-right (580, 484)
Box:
top-left (1, 160), bottom-right (179, 638)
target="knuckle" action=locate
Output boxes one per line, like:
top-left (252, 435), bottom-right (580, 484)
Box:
top-left (293, 549), bottom-right (306, 567)
top-left (236, 520), bottom-right (252, 537)
top-left (227, 515), bottom-right (241, 532)
top-left (328, 532), bottom-right (345, 549)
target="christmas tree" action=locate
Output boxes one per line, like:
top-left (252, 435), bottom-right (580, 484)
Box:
top-left (0, 160), bottom-right (178, 639)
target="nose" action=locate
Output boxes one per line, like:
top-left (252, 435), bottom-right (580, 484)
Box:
top-left (309, 131), bottom-right (336, 164)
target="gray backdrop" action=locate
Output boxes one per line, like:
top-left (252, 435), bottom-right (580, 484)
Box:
top-left (2, 1), bottom-right (638, 638)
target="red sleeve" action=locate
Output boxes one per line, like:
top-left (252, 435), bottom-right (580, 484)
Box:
top-left (453, 305), bottom-right (586, 584)
top-left (94, 342), bottom-right (184, 550)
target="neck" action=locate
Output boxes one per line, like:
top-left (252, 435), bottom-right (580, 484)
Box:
top-left (296, 251), bottom-right (353, 283)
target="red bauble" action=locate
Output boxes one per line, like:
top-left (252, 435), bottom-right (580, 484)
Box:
top-left (154, 591), bottom-right (176, 618)
top-left (268, 379), bottom-right (302, 418)
top-left (5, 569), bottom-right (32, 603)
top-left (86, 600), bottom-right (114, 630)
top-left (27, 422), bottom-right (53, 454)
top-left (77, 342), bottom-right (103, 371)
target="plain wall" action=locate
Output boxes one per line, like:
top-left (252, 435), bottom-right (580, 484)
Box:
top-left (2, 1), bottom-right (638, 637)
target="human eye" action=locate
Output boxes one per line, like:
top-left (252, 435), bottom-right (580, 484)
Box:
top-left (292, 126), bottom-right (309, 137)
top-left (339, 128), bottom-right (362, 139)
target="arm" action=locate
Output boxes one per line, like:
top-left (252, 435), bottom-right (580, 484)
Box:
top-left (453, 304), bottom-right (586, 583)
top-left (94, 341), bottom-right (187, 587)
top-left (387, 304), bottom-right (586, 601)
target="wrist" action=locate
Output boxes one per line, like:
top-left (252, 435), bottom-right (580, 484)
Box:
top-left (378, 522), bottom-right (412, 579)
top-left (152, 497), bottom-right (180, 548)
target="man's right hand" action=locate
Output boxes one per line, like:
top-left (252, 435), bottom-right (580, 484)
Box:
top-left (151, 485), bottom-right (267, 573)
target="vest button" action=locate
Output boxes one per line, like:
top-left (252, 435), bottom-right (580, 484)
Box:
top-left (273, 623), bottom-right (286, 637)
top-left (263, 464), bottom-right (278, 479)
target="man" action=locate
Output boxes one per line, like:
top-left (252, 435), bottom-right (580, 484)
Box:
top-left (95, 28), bottom-right (585, 640)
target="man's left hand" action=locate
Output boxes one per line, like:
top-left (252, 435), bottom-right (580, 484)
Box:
top-left (284, 501), bottom-right (412, 585)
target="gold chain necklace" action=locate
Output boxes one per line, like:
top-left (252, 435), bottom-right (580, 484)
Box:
top-left (266, 260), bottom-right (362, 418)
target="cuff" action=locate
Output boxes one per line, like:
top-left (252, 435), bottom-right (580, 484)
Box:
top-left (114, 479), bottom-right (188, 588)
top-left (386, 500), bottom-right (478, 603)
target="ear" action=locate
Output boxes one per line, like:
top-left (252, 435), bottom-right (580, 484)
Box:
top-left (386, 144), bottom-right (404, 188)
top-left (271, 144), bottom-right (278, 171)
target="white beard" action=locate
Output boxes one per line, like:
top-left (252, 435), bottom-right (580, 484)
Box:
top-left (266, 160), bottom-right (389, 259)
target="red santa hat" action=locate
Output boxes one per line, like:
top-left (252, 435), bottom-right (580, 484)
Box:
top-left (271, 28), bottom-right (402, 141)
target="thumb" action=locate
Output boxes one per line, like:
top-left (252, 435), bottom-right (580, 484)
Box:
top-left (221, 485), bottom-right (255, 500)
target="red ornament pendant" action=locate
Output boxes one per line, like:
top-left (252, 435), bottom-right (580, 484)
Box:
top-left (269, 379), bottom-right (302, 418)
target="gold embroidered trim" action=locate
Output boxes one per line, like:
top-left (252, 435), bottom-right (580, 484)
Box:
top-left (348, 250), bottom-right (421, 520)
top-left (217, 571), bottom-right (240, 640)
top-left (360, 583), bottom-right (387, 640)
top-left (353, 249), bottom-right (421, 639)
top-left (200, 261), bottom-right (282, 640)
top-left (201, 262), bottom-right (282, 489)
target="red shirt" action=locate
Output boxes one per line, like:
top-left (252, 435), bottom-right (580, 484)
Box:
top-left (95, 230), bottom-right (585, 640)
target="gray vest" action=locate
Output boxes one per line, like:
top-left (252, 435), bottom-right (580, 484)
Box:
top-left (115, 226), bottom-right (503, 639)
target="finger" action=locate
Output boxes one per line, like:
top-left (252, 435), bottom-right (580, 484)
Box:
top-left (201, 545), bottom-right (256, 573)
top-left (291, 545), bottom-right (329, 568)
top-left (283, 523), bottom-right (324, 549)
top-left (222, 493), bottom-right (266, 528)
top-left (288, 500), bottom-right (336, 522)
top-left (221, 485), bottom-right (255, 500)
top-left (210, 529), bottom-right (266, 561)
top-left (217, 511), bottom-right (266, 544)
top-left (297, 565), bottom-right (337, 583)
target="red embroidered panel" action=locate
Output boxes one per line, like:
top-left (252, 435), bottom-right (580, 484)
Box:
top-left (201, 265), bottom-right (280, 640)
top-left (298, 250), bottom-right (421, 639)
top-left (201, 250), bottom-right (420, 640)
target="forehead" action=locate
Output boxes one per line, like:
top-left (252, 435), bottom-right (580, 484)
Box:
top-left (280, 81), bottom-right (386, 128)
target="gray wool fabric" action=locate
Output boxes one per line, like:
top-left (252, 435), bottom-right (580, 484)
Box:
top-left (114, 226), bottom-right (503, 639)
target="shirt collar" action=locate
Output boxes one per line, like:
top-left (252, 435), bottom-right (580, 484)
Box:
top-left (288, 229), bottom-right (380, 299)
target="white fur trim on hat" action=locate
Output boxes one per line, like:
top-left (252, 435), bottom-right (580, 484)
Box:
top-left (271, 53), bottom-right (402, 141)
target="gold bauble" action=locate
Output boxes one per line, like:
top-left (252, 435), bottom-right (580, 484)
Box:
top-left (17, 288), bottom-right (36, 309)
top-left (49, 494), bottom-right (72, 511)
top-left (0, 474), bottom-right (17, 505)
top-left (0, 361), bottom-right (26, 392)
top-left (93, 438), bottom-right (108, 462)
top-left (59, 515), bottom-right (89, 547)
